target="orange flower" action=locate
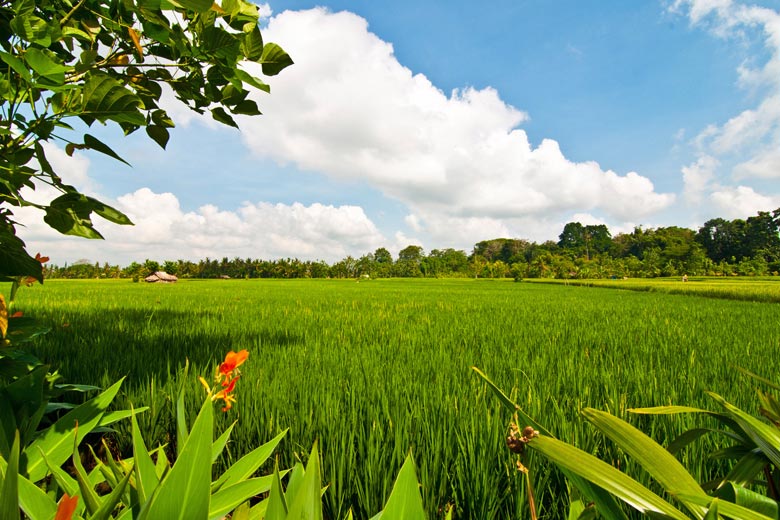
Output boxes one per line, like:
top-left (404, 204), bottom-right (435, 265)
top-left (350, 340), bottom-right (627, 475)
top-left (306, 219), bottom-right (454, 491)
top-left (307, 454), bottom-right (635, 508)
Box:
top-left (201, 350), bottom-right (249, 412)
top-left (54, 494), bottom-right (79, 520)
top-left (35, 253), bottom-right (50, 264)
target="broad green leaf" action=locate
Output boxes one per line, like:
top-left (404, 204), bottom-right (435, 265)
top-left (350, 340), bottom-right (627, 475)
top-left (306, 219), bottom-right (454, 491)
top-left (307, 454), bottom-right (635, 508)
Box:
top-left (139, 397), bottom-right (213, 519)
top-left (146, 125), bottom-right (170, 149)
top-left (22, 378), bottom-right (124, 482)
top-left (90, 464), bottom-right (134, 520)
top-left (678, 493), bottom-right (774, 520)
top-left (241, 27), bottom-right (264, 60)
top-left (80, 74), bottom-right (145, 126)
top-left (71, 429), bottom-right (102, 515)
top-left (168, 0), bottom-right (213, 13)
top-left (285, 442), bottom-right (322, 520)
top-left (97, 407), bottom-right (150, 429)
top-left (714, 482), bottom-right (779, 518)
top-left (0, 51), bottom-right (32, 82)
top-left (216, 429), bottom-right (287, 489)
top-left (209, 475), bottom-right (276, 519)
top-left (259, 43), bottom-right (293, 76)
top-left (231, 99), bottom-right (260, 115)
top-left (0, 430), bottom-right (21, 520)
top-left (264, 461), bottom-right (287, 520)
top-left (5, 463), bottom-right (57, 520)
top-left (375, 453), bottom-right (425, 520)
top-left (0, 227), bottom-right (42, 282)
top-left (234, 68), bottom-right (270, 93)
top-left (702, 498), bottom-right (718, 520)
top-left (528, 435), bottom-right (689, 520)
top-left (707, 392), bottom-right (780, 469)
top-left (582, 408), bottom-right (708, 518)
top-left (132, 408), bottom-right (159, 504)
top-left (721, 449), bottom-right (769, 488)
top-left (10, 14), bottom-right (51, 46)
top-left (211, 106), bottom-right (238, 128)
top-left (210, 420), bottom-right (237, 465)
top-left (629, 406), bottom-right (710, 415)
top-left (25, 48), bottom-right (69, 83)
top-left (83, 134), bottom-right (130, 165)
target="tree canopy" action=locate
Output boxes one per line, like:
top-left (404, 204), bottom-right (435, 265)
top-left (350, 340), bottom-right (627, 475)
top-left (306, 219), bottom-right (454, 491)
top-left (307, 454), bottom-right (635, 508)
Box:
top-left (0, 0), bottom-right (292, 281)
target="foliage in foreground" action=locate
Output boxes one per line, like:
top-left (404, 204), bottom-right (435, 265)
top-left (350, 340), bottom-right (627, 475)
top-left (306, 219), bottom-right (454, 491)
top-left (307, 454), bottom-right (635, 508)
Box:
top-left (475, 366), bottom-right (780, 519)
top-left (1, 279), bottom-right (434, 519)
top-left (1, 0), bottom-right (292, 281)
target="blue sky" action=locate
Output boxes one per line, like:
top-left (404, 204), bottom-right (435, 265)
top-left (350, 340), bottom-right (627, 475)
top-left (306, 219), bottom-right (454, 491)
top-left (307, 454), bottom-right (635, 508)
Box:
top-left (17, 0), bottom-right (780, 265)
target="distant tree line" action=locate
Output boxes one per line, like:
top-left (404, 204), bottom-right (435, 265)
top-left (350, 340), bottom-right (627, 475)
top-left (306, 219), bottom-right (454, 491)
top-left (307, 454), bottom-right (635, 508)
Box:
top-left (43, 208), bottom-right (780, 280)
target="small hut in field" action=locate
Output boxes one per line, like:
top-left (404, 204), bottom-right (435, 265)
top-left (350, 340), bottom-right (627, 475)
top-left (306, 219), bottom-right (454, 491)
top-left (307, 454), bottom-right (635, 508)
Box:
top-left (144, 271), bottom-right (178, 283)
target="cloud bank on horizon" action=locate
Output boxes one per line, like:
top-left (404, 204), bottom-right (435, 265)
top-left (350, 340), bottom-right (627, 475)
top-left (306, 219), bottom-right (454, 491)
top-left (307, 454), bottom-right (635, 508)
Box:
top-left (15, 0), bottom-right (780, 265)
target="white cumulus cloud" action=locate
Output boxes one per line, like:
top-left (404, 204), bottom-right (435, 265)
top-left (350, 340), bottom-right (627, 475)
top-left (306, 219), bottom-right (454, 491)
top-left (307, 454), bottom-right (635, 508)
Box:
top-left (235, 8), bottom-right (673, 245)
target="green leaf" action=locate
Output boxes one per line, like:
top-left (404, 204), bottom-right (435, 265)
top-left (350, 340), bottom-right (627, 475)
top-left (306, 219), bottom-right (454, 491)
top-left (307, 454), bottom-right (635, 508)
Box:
top-left (0, 51), bottom-right (32, 82)
top-left (231, 99), bottom-right (260, 115)
top-left (81, 74), bottom-right (145, 126)
top-left (0, 430), bottom-right (21, 520)
top-left (71, 428), bottom-right (102, 515)
top-left (375, 453), bottom-right (426, 520)
top-left (211, 106), bottom-right (238, 127)
top-left (97, 407), bottom-right (149, 429)
top-left (84, 134), bottom-right (130, 165)
top-left (139, 397), bottom-right (213, 519)
top-left (678, 493), bottom-right (775, 520)
top-left (216, 429), bottom-right (287, 489)
top-left (259, 43), bottom-right (294, 76)
top-left (707, 391), bottom-right (780, 469)
top-left (132, 408), bottom-right (159, 505)
top-left (168, 0), bottom-right (213, 13)
top-left (211, 420), bottom-right (237, 465)
top-left (264, 461), bottom-right (288, 520)
top-left (721, 449), bottom-right (769, 488)
top-left (90, 463), bottom-right (134, 520)
top-left (714, 482), bottom-right (779, 518)
top-left (528, 435), bottom-right (689, 520)
top-left (241, 27), bottom-right (264, 61)
top-left (209, 475), bottom-right (277, 520)
top-left (10, 14), bottom-right (51, 46)
top-left (146, 125), bottom-right (170, 149)
top-left (471, 367), bottom-right (552, 436)
top-left (0, 224), bottom-right (42, 282)
top-left (21, 378), bottom-right (124, 482)
top-left (4, 462), bottom-right (57, 520)
top-left (582, 408), bottom-right (708, 518)
top-left (285, 442), bottom-right (322, 520)
top-left (24, 48), bottom-right (69, 84)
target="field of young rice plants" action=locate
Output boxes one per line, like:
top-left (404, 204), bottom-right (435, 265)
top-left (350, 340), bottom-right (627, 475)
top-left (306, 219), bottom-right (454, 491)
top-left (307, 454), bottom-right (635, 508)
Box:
top-left (10, 278), bottom-right (780, 519)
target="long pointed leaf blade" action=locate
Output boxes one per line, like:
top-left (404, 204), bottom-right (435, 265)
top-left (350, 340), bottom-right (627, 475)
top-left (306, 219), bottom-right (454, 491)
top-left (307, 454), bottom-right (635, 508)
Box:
top-left (707, 392), bottom-right (780, 468)
top-left (678, 493), bottom-right (775, 520)
top-left (217, 429), bottom-right (287, 488)
top-left (582, 408), bottom-right (708, 518)
top-left (22, 378), bottom-right (124, 482)
top-left (528, 435), bottom-right (689, 520)
top-left (208, 475), bottom-right (277, 520)
top-left (376, 453), bottom-right (425, 520)
top-left (1, 430), bottom-right (21, 520)
top-left (471, 366), bottom-right (552, 436)
top-left (131, 409), bottom-right (159, 504)
top-left (263, 461), bottom-right (288, 520)
top-left (140, 397), bottom-right (213, 519)
top-left (285, 442), bottom-right (322, 520)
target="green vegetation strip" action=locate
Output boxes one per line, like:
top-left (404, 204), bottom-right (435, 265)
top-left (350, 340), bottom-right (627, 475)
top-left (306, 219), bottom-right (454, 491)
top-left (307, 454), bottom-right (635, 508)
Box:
top-left (10, 278), bottom-right (780, 519)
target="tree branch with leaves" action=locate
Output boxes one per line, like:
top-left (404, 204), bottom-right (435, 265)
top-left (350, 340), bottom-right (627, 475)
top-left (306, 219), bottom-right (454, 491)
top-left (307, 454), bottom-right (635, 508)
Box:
top-left (0, 0), bottom-right (292, 282)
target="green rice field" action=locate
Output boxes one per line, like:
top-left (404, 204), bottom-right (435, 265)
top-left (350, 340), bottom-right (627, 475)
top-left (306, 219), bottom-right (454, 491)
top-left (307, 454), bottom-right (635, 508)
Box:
top-left (8, 278), bottom-right (780, 518)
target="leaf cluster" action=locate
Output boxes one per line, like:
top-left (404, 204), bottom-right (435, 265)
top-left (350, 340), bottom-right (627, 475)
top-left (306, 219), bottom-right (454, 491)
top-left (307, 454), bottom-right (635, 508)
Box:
top-left (0, 0), bottom-right (292, 280)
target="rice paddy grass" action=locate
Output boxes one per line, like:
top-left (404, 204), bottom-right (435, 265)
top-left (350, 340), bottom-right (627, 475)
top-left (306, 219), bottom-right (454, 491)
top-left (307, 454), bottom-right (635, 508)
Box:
top-left (9, 277), bottom-right (780, 518)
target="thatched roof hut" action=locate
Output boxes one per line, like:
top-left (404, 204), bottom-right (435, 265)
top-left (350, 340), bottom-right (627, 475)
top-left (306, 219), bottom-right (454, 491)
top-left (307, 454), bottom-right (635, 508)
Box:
top-left (144, 271), bottom-right (178, 283)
